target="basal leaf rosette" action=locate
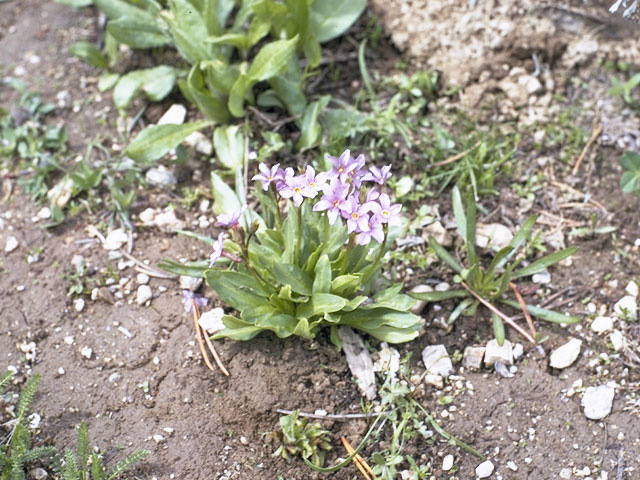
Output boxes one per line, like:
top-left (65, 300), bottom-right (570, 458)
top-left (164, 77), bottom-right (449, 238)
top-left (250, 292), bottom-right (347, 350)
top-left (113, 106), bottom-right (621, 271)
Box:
top-left (204, 150), bottom-right (422, 344)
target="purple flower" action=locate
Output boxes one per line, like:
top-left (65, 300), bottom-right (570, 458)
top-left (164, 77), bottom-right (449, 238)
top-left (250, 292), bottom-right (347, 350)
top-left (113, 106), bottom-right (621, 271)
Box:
top-left (252, 163), bottom-right (283, 191)
top-left (301, 166), bottom-right (325, 199)
top-left (366, 188), bottom-right (380, 203)
top-left (278, 171), bottom-right (307, 207)
top-left (363, 164), bottom-right (392, 186)
top-left (209, 232), bottom-right (225, 267)
top-left (216, 205), bottom-right (246, 228)
top-left (181, 290), bottom-right (209, 313)
top-left (340, 196), bottom-right (371, 234)
top-left (327, 150), bottom-right (358, 181)
top-left (346, 154), bottom-right (367, 188)
top-left (357, 215), bottom-right (385, 245)
top-left (313, 179), bottom-right (350, 225)
top-left (370, 194), bottom-right (402, 225)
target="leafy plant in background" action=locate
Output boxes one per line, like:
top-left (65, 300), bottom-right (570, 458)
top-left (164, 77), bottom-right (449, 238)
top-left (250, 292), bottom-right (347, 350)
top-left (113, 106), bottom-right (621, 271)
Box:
top-left (620, 151), bottom-right (640, 197)
top-left (608, 72), bottom-right (640, 108)
top-left (410, 186), bottom-right (579, 344)
top-left (0, 371), bottom-right (149, 480)
top-left (161, 150), bottom-right (423, 343)
top-left (272, 410), bottom-right (332, 467)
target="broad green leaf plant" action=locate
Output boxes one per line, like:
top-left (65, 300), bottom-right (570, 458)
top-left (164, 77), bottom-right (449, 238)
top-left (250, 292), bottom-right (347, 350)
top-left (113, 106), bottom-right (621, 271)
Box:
top-left (161, 150), bottom-right (423, 343)
top-left (410, 186), bottom-right (580, 344)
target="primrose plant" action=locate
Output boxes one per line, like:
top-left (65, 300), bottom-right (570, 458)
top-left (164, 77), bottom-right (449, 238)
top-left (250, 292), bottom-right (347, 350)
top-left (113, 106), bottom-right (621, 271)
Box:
top-left (165, 150), bottom-right (422, 344)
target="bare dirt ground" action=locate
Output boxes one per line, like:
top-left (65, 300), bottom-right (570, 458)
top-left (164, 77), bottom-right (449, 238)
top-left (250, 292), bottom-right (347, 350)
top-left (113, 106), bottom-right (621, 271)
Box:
top-left (2, 1), bottom-right (640, 479)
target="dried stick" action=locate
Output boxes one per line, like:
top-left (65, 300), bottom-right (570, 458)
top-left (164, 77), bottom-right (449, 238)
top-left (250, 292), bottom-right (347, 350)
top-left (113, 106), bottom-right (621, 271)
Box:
top-left (202, 326), bottom-right (229, 376)
top-left (275, 409), bottom-right (384, 421)
top-left (191, 299), bottom-right (215, 371)
top-left (460, 282), bottom-right (536, 344)
top-left (572, 123), bottom-right (602, 176)
top-left (426, 140), bottom-right (482, 170)
top-left (509, 282), bottom-right (537, 340)
top-left (341, 437), bottom-right (374, 480)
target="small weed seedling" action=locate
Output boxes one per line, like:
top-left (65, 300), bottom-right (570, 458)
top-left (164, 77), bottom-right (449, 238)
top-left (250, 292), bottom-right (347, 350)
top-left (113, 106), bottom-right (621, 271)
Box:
top-left (272, 410), bottom-right (332, 467)
top-left (162, 150), bottom-right (423, 344)
top-left (620, 151), bottom-right (640, 198)
top-left (410, 186), bottom-right (580, 344)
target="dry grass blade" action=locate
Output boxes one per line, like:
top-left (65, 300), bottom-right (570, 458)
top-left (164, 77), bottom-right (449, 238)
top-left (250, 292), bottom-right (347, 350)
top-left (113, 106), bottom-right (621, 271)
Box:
top-left (341, 436), bottom-right (375, 480)
top-left (572, 122), bottom-right (603, 175)
top-left (191, 299), bottom-right (215, 371)
top-left (426, 140), bottom-right (482, 170)
top-left (202, 328), bottom-right (230, 376)
top-left (509, 282), bottom-right (537, 340)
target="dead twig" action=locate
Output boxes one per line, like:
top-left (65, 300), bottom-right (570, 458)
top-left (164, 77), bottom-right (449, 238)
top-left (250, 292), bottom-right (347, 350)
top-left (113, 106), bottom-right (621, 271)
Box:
top-left (191, 299), bottom-right (215, 371)
top-left (426, 140), bottom-right (482, 170)
top-left (202, 327), bottom-right (230, 376)
top-left (509, 282), bottom-right (537, 340)
top-left (275, 409), bottom-right (385, 421)
top-left (572, 122), bottom-right (603, 176)
top-left (341, 437), bottom-right (375, 480)
top-left (461, 282), bottom-right (536, 344)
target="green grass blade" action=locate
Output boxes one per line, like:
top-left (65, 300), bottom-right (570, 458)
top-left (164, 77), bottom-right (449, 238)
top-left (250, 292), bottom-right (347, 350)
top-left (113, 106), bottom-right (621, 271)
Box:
top-left (492, 314), bottom-right (505, 345)
top-left (451, 185), bottom-right (466, 240)
top-left (510, 247), bottom-right (578, 280)
top-left (429, 236), bottom-right (463, 274)
top-left (107, 450), bottom-right (150, 480)
top-left (499, 299), bottom-right (580, 324)
top-left (465, 190), bottom-right (477, 267)
top-left (408, 289), bottom-right (469, 303)
top-left (496, 215), bottom-right (536, 270)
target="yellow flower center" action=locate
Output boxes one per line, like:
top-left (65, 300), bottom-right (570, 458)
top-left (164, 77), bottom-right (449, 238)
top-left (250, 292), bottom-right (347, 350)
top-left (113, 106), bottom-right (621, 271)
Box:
top-left (309, 181), bottom-right (316, 188)
top-left (294, 187), bottom-right (301, 194)
top-left (382, 209), bottom-right (390, 217)
top-left (333, 200), bottom-right (340, 207)
top-left (351, 212), bottom-right (359, 220)
top-left (337, 167), bottom-right (344, 173)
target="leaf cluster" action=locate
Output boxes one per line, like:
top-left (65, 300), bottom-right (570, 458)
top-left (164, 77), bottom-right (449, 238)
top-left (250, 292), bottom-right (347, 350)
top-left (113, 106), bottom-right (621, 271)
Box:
top-left (620, 151), bottom-right (640, 197)
top-left (410, 187), bottom-right (579, 343)
top-left (272, 410), bottom-right (332, 467)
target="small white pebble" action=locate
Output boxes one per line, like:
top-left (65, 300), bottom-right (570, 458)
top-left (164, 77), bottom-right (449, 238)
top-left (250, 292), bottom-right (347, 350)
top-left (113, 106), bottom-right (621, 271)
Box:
top-left (5, 236), bottom-right (19, 253)
top-left (507, 461), bottom-right (518, 471)
top-left (152, 434), bottom-right (164, 444)
top-left (64, 336), bottom-right (75, 345)
top-left (74, 298), bottom-right (85, 312)
top-left (58, 367), bottom-right (65, 375)
top-left (80, 346), bottom-right (93, 359)
top-left (136, 273), bottom-right (150, 285)
top-left (442, 454), bottom-right (454, 471)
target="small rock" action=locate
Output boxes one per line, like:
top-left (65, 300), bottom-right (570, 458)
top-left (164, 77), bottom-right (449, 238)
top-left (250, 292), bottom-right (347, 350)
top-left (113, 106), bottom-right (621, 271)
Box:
top-left (410, 284), bottom-right (433, 314)
top-left (108, 372), bottom-right (121, 383)
top-left (549, 338), bottom-right (582, 369)
top-left (29, 468), bottom-right (48, 480)
top-left (185, 131), bottom-right (213, 155)
top-left (64, 336), bottom-right (74, 345)
top-left (152, 434), bottom-right (165, 444)
top-left (103, 229), bottom-right (128, 251)
top-left (240, 436), bottom-right (249, 445)
top-left (494, 360), bottom-right (514, 378)
top-left (157, 104), bottom-right (186, 125)
top-left (626, 280), bottom-right (639, 298)
top-left (442, 454), bottom-right (454, 471)
top-left (180, 275), bottom-right (203, 292)
top-left (532, 270), bottom-right (551, 284)
top-left (373, 343), bottom-right (400, 376)
top-left (484, 339), bottom-right (513, 367)
top-left (475, 460), bottom-right (494, 478)
top-left (462, 346), bottom-right (485, 370)
top-left (424, 374), bottom-right (444, 389)
top-left (423, 221), bottom-right (453, 246)
top-left (476, 223), bottom-right (513, 250)
top-left (614, 295), bottom-right (637, 320)
top-left (146, 165), bottom-right (177, 186)
top-left (58, 367), bottom-right (65, 375)
top-left (136, 273), bottom-right (150, 285)
top-left (591, 316), bottom-right (613, 334)
top-left (559, 468), bottom-right (571, 479)
top-left (28, 412), bottom-right (41, 429)
top-left (136, 285), bottom-right (152, 305)
top-left (74, 298), bottom-right (85, 312)
top-left (610, 330), bottom-right (624, 351)
top-left (37, 207), bottom-right (51, 219)
top-left (582, 384), bottom-right (615, 420)
top-left (422, 345), bottom-right (453, 377)
top-left (198, 308), bottom-right (225, 334)
top-left (4, 236), bottom-right (18, 253)
top-left (139, 207), bottom-right (186, 232)
top-left (507, 461), bottom-right (518, 471)
top-left (339, 327), bottom-right (376, 400)
top-left (512, 343), bottom-right (524, 360)
top-left (80, 346), bottom-right (92, 359)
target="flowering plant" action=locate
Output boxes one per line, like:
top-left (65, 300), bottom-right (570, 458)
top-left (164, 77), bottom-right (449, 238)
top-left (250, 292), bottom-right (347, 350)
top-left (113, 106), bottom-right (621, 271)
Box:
top-left (163, 150), bottom-right (422, 344)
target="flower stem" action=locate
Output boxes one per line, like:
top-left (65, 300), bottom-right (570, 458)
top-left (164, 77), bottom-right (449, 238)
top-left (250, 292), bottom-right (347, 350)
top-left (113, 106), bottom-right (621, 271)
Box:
top-left (361, 225), bottom-right (388, 286)
top-left (270, 184), bottom-right (283, 229)
top-left (295, 204), bottom-right (303, 265)
top-left (339, 234), bottom-right (355, 275)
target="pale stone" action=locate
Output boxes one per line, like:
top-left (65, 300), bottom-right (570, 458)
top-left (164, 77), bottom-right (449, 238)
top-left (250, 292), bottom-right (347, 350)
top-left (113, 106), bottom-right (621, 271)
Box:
top-left (626, 280), bottom-right (639, 298)
top-left (532, 271), bottom-right (551, 284)
top-left (157, 104), bottom-right (186, 125)
top-left (507, 461), bottom-right (518, 471)
top-left (476, 223), bottom-right (513, 250)
top-left (475, 460), bottom-right (494, 478)
top-left (74, 298), bottom-right (85, 312)
top-left (180, 275), bottom-right (203, 292)
top-left (610, 330), bottom-right (624, 351)
top-left (484, 339), bottom-right (513, 367)
top-left (462, 346), bottom-right (485, 370)
top-left (549, 338), bottom-right (582, 369)
top-left (410, 284), bottom-right (433, 314)
top-left (422, 345), bottom-right (453, 377)
top-left (184, 131), bottom-right (213, 155)
top-left (582, 384), bottom-right (615, 420)
top-left (146, 165), bottom-right (177, 186)
top-left (423, 221), bottom-right (453, 246)
top-left (339, 327), bottom-right (376, 400)
top-left (136, 273), bottom-right (150, 285)
top-left (37, 207), bottom-right (51, 219)
top-left (136, 285), bottom-right (152, 305)
top-left (614, 295), bottom-right (637, 320)
top-left (512, 343), bottom-right (524, 360)
top-left (139, 207), bottom-right (186, 232)
top-left (80, 346), bottom-right (92, 359)
top-left (103, 229), bottom-right (128, 250)
top-left (4, 236), bottom-right (18, 252)
top-left (591, 316), bottom-right (613, 334)
top-left (373, 343), bottom-right (400, 376)
top-left (198, 308), bottom-right (225, 334)
top-left (442, 454), bottom-right (454, 471)
top-left (424, 374), bottom-right (444, 389)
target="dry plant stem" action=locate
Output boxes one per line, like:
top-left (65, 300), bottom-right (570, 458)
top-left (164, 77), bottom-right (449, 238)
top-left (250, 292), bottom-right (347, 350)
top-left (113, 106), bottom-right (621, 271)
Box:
top-left (572, 122), bottom-right (603, 175)
top-left (191, 300), bottom-right (215, 371)
top-left (426, 140), bottom-right (482, 170)
top-left (133, 265), bottom-right (176, 279)
top-left (460, 282), bottom-right (536, 344)
top-left (202, 328), bottom-right (230, 376)
top-left (509, 282), bottom-right (537, 339)
top-left (120, 250), bottom-right (178, 279)
top-left (341, 437), bottom-right (374, 480)
top-left (275, 409), bottom-right (385, 421)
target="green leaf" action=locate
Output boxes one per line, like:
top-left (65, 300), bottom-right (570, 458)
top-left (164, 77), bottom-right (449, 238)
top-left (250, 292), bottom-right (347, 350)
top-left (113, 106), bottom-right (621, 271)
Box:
top-left (68, 42), bottom-right (108, 68)
top-left (297, 96), bottom-right (330, 149)
top-left (228, 74), bottom-right (252, 117)
top-left (206, 270), bottom-right (269, 311)
top-left (107, 17), bottom-right (170, 48)
top-left (312, 254), bottom-right (332, 294)
top-left (206, 33), bottom-right (249, 50)
top-left (185, 63), bottom-right (231, 123)
top-left (429, 236), bottom-right (463, 274)
top-left (309, 0), bottom-right (366, 43)
top-left (330, 274), bottom-right (361, 297)
top-left (256, 314), bottom-right (299, 338)
top-left (163, 0), bottom-right (212, 64)
top-left (248, 35), bottom-right (299, 82)
top-left (493, 314), bottom-right (505, 345)
top-left (620, 151), bottom-right (640, 195)
top-left (213, 315), bottom-right (263, 340)
top-left (158, 259), bottom-right (209, 278)
top-left (98, 72), bottom-right (120, 91)
top-left (273, 264), bottom-right (313, 296)
top-left (54, 0), bottom-right (93, 6)
top-left (297, 293), bottom-right (347, 319)
top-left (496, 215), bottom-right (536, 270)
top-left (464, 190), bottom-right (478, 266)
top-left (213, 125), bottom-right (244, 170)
top-left (94, 0), bottom-right (154, 21)
top-left (113, 66), bottom-right (176, 109)
top-left (451, 185), bottom-right (466, 240)
top-left (498, 299), bottom-right (581, 324)
top-left (510, 247), bottom-right (578, 280)
top-left (408, 289), bottom-right (469, 303)
top-left (210, 171), bottom-right (242, 215)
top-left (126, 120), bottom-right (213, 164)
top-left (267, 73), bottom-right (307, 116)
